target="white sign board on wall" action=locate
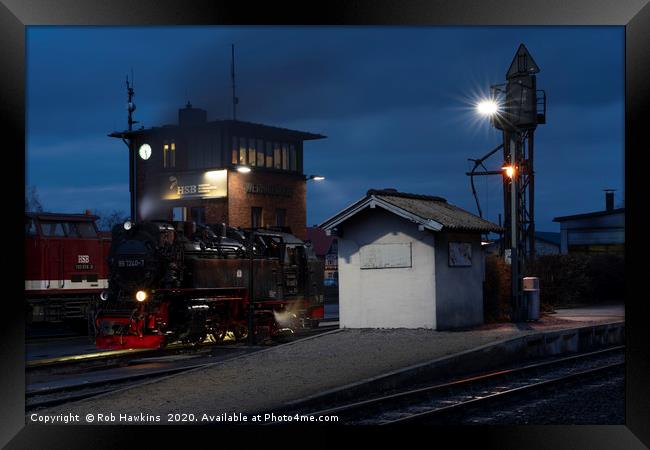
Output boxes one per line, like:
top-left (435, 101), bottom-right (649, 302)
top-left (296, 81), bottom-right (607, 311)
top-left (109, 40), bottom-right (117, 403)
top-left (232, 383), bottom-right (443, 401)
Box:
top-left (360, 243), bottom-right (412, 269)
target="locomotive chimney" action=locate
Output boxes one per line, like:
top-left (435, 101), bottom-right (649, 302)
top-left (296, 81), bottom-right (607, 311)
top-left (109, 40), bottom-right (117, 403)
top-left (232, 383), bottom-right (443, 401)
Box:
top-left (604, 189), bottom-right (615, 211)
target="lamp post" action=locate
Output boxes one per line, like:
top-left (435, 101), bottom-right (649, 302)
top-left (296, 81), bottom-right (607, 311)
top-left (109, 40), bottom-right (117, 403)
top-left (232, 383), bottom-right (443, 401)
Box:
top-left (470, 44), bottom-right (546, 323)
top-left (247, 229), bottom-right (255, 345)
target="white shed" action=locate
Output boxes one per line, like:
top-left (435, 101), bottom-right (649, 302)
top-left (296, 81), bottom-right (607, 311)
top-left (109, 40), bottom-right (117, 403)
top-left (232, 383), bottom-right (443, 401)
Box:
top-left (320, 189), bottom-right (502, 330)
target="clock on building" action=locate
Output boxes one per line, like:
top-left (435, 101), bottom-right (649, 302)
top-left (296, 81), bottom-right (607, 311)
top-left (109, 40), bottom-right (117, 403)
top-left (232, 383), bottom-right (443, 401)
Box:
top-left (138, 143), bottom-right (152, 160)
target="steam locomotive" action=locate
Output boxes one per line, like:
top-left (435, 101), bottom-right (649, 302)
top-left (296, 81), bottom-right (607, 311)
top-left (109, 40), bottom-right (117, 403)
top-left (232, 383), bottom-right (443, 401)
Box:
top-left (93, 220), bottom-right (324, 349)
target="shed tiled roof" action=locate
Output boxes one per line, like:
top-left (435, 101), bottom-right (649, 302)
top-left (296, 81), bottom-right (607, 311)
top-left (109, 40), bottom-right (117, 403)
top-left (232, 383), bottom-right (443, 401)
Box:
top-left (370, 190), bottom-right (502, 233)
top-left (320, 189), bottom-right (502, 233)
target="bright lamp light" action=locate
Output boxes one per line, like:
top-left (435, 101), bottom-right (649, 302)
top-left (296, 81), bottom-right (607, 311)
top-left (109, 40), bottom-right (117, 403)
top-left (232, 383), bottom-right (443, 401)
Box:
top-left (476, 100), bottom-right (499, 116)
top-left (135, 290), bottom-right (147, 302)
top-left (502, 165), bottom-right (515, 178)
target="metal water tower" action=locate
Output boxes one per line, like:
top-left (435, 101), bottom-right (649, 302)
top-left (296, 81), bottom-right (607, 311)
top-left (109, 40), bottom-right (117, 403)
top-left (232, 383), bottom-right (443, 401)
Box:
top-left (466, 44), bottom-right (546, 322)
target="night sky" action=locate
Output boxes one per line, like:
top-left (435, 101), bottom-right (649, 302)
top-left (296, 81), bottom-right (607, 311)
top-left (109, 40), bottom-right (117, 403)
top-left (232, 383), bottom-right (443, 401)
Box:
top-left (26, 26), bottom-right (624, 232)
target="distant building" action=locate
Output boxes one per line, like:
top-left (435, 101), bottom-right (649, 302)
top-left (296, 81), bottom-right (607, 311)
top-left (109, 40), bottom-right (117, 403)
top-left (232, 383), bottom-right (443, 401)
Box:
top-left (553, 191), bottom-right (624, 255)
top-left (306, 227), bottom-right (338, 286)
top-left (485, 231), bottom-right (560, 256)
top-left (320, 189), bottom-right (502, 330)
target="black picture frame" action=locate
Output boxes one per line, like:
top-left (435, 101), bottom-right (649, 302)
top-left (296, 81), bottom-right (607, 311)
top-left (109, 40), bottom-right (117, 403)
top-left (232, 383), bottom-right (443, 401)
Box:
top-left (3, 0), bottom-right (648, 447)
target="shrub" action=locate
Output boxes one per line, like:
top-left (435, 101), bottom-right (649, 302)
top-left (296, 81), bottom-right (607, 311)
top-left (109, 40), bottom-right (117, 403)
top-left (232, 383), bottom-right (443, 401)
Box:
top-left (525, 253), bottom-right (624, 307)
top-left (483, 255), bottom-right (512, 322)
top-left (484, 253), bottom-right (624, 322)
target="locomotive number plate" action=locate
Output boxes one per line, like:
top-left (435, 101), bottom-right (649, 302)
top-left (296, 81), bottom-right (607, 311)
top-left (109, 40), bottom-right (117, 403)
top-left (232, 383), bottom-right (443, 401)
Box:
top-left (74, 263), bottom-right (95, 270)
top-left (118, 259), bottom-right (145, 268)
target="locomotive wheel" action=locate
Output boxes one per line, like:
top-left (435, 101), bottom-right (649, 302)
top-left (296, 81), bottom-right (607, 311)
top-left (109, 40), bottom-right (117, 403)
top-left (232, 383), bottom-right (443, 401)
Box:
top-left (234, 325), bottom-right (248, 341)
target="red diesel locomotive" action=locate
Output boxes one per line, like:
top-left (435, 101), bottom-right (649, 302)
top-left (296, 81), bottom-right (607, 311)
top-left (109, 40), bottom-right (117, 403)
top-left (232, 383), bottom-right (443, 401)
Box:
top-left (25, 212), bottom-right (111, 326)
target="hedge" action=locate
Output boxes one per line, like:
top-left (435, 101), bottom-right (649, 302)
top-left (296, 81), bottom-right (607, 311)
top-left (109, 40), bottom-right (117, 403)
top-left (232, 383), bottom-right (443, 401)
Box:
top-left (484, 253), bottom-right (624, 322)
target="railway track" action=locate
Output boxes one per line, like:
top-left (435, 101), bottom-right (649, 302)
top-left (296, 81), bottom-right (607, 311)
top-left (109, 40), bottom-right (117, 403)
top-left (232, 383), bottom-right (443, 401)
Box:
top-left (303, 346), bottom-right (624, 425)
top-left (28, 324), bottom-right (338, 371)
top-left (26, 362), bottom-right (213, 411)
top-left (27, 324), bottom-right (340, 411)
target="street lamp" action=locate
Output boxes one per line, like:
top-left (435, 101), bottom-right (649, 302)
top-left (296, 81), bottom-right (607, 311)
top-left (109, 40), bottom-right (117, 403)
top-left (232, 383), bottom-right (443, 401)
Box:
top-left (502, 165), bottom-right (515, 179)
top-left (476, 99), bottom-right (500, 116)
top-left (307, 174), bottom-right (325, 181)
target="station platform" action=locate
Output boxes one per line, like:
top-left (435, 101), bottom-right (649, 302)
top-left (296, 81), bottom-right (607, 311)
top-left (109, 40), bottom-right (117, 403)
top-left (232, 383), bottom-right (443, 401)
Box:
top-left (42, 304), bottom-right (624, 418)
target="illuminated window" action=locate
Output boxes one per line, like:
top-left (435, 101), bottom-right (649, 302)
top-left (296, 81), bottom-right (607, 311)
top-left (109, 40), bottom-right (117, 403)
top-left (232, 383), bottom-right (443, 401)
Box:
top-left (231, 136), bottom-right (238, 164)
top-left (251, 207), bottom-right (263, 228)
top-left (239, 137), bottom-right (247, 165)
top-left (275, 208), bottom-right (286, 227)
top-left (282, 144), bottom-right (288, 170)
top-left (257, 139), bottom-right (264, 166)
top-left (266, 142), bottom-right (273, 168)
top-left (289, 144), bottom-right (297, 171)
top-left (274, 143), bottom-right (282, 169)
top-left (163, 141), bottom-right (176, 168)
top-left (249, 139), bottom-right (257, 166)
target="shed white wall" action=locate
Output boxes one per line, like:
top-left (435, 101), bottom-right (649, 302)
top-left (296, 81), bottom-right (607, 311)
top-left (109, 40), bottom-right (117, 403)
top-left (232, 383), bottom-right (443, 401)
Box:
top-left (337, 208), bottom-right (436, 329)
top-left (434, 232), bottom-right (485, 329)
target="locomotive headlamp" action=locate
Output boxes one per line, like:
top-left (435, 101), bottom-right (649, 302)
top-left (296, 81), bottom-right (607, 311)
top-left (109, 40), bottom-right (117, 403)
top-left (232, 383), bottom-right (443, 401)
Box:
top-left (135, 290), bottom-right (147, 302)
top-left (123, 220), bottom-right (133, 230)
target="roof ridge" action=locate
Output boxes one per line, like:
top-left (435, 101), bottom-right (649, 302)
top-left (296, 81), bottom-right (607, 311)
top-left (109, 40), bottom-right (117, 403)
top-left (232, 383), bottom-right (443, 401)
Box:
top-left (367, 189), bottom-right (447, 203)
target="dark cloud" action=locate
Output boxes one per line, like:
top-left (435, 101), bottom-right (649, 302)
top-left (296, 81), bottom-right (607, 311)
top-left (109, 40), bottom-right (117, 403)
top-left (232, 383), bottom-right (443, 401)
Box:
top-left (27, 26), bottom-right (624, 231)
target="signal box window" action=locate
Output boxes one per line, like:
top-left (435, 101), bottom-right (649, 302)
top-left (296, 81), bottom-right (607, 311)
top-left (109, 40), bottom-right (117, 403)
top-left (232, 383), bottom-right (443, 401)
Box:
top-left (248, 139), bottom-right (257, 166)
top-left (239, 137), bottom-right (247, 165)
top-left (231, 136), bottom-right (238, 164)
top-left (251, 207), bottom-right (263, 228)
top-left (276, 208), bottom-right (286, 227)
top-left (281, 144), bottom-right (289, 170)
top-left (257, 139), bottom-right (264, 166)
top-left (163, 142), bottom-right (176, 168)
top-left (273, 143), bottom-right (282, 169)
top-left (265, 142), bottom-right (273, 168)
top-left (289, 144), bottom-right (297, 171)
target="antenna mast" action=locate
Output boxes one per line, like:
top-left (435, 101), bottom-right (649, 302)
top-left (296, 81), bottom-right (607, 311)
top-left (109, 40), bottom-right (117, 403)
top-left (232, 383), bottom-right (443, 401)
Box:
top-left (231, 44), bottom-right (239, 120)
top-left (126, 71), bottom-right (139, 131)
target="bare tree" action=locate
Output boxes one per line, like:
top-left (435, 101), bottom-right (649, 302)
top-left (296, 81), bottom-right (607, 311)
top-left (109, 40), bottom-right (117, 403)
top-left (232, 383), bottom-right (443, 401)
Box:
top-left (95, 209), bottom-right (129, 231)
top-left (25, 185), bottom-right (44, 212)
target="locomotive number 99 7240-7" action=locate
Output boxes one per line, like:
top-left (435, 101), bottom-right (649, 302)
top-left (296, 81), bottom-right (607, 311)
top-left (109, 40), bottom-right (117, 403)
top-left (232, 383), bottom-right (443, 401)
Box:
top-left (117, 259), bottom-right (145, 268)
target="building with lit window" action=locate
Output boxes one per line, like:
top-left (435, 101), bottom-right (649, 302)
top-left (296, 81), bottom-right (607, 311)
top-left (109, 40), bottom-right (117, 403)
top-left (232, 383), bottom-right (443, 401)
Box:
top-left (553, 190), bottom-right (624, 255)
top-left (306, 226), bottom-right (339, 286)
top-left (109, 103), bottom-right (325, 240)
